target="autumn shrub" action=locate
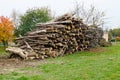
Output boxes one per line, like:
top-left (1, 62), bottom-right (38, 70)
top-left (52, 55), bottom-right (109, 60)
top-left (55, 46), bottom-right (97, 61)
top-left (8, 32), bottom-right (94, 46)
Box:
top-left (116, 36), bottom-right (120, 41)
top-left (0, 16), bottom-right (15, 48)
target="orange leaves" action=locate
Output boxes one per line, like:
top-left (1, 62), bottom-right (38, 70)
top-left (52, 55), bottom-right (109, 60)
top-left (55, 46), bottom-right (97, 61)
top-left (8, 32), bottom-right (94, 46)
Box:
top-left (0, 16), bottom-right (15, 42)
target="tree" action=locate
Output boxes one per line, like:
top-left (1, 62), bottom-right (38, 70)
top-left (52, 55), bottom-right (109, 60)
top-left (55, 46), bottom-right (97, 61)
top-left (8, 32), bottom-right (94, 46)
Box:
top-left (16, 7), bottom-right (52, 36)
top-left (0, 16), bottom-right (15, 48)
top-left (74, 2), bottom-right (106, 27)
top-left (11, 9), bottom-right (20, 28)
top-left (109, 28), bottom-right (120, 37)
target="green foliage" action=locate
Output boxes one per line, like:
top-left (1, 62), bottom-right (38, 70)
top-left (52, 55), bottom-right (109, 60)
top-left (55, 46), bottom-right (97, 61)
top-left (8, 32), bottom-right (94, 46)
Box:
top-left (15, 7), bottom-right (52, 36)
top-left (109, 28), bottom-right (120, 37)
top-left (111, 38), bottom-right (116, 42)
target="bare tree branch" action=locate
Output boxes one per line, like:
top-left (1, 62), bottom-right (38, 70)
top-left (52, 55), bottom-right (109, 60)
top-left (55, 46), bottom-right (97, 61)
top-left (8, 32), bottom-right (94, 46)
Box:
top-left (74, 2), bottom-right (106, 27)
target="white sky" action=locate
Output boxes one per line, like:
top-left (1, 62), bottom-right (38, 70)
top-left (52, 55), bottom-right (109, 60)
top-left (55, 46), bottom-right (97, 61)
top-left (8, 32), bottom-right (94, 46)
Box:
top-left (0, 0), bottom-right (119, 29)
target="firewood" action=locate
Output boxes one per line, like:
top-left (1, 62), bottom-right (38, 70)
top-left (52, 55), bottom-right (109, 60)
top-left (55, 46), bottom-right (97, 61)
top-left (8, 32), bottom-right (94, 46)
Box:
top-left (6, 47), bottom-right (28, 59)
top-left (7, 13), bottom-right (103, 60)
top-left (36, 20), bottom-right (72, 26)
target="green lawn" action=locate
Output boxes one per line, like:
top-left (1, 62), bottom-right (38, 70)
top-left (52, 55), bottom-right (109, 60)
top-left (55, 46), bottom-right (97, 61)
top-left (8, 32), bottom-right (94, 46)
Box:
top-left (0, 46), bottom-right (7, 56)
top-left (1, 44), bottom-right (120, 80)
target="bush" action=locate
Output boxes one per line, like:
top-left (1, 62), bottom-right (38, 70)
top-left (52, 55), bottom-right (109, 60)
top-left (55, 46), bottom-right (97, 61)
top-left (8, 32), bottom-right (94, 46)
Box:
top-left (99, 38), bottom-right (112, 47)
top-left (116, 37), bottom-right (120, 41)
top-left (15, 7), bottom-right (52, 36)
top-left (111, 38), bottom-right (116, 42)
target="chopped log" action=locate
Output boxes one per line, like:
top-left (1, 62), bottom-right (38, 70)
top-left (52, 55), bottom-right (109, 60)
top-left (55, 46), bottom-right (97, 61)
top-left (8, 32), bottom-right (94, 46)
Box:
top-left (36, 20), bottom-right (72, 27)
top-left (6, 47), bottom-right (28, 59)
top-left (52, 13), bottom-right (75, 22)
top-left (27, 30), bottom-right (46, 35)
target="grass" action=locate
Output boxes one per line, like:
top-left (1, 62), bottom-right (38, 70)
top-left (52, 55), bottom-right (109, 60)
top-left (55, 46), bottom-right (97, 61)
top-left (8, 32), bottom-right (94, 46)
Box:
top-left (1, 44), bottom-right (120, 80)
top-left (0, 46), bottom-right (7, 56)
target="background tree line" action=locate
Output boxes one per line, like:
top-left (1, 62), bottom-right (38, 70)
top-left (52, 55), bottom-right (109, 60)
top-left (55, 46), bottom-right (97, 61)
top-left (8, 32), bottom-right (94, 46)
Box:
top-left (108, 28), bottom-right (120, 41)
top-left (109, 28), bottom-right (120, 37)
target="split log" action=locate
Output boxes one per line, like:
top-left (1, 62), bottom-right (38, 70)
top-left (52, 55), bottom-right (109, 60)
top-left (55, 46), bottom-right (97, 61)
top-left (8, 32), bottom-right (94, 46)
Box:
top-left (6, 47), bottom-right (27, 59)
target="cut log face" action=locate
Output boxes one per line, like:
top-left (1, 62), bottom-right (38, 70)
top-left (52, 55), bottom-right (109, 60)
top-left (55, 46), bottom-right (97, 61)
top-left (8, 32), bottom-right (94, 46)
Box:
top-left (7, 13), bottom-right (103, 60)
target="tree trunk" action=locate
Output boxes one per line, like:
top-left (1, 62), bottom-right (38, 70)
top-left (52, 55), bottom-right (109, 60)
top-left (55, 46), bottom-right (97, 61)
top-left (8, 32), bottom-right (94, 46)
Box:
top-left (2, 40), bottom-right (8, 49)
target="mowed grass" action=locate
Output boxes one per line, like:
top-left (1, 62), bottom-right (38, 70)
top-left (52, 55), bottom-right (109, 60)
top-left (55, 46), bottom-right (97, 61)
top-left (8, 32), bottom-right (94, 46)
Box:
top-left (1, 44), bottom-right (120, 80)
top-left (0, 46), bottom-right (7, 56)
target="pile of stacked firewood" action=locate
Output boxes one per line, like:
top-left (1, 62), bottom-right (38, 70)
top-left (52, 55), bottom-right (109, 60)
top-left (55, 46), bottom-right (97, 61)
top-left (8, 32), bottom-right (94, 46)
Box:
top-left (6, 13), bottom-right (104, 59)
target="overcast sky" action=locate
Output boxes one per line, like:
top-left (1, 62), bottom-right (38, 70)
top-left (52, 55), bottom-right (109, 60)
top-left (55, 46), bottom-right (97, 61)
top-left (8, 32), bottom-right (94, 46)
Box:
top-left (0, 0), bottom-right (119, 29)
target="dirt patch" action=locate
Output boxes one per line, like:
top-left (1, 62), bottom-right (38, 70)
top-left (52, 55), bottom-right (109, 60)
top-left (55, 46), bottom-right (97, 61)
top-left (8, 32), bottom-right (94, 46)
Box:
top-left (88, 47), bottom-right (107, 53)
top-left (0, 58), bottom-right (47, 74)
